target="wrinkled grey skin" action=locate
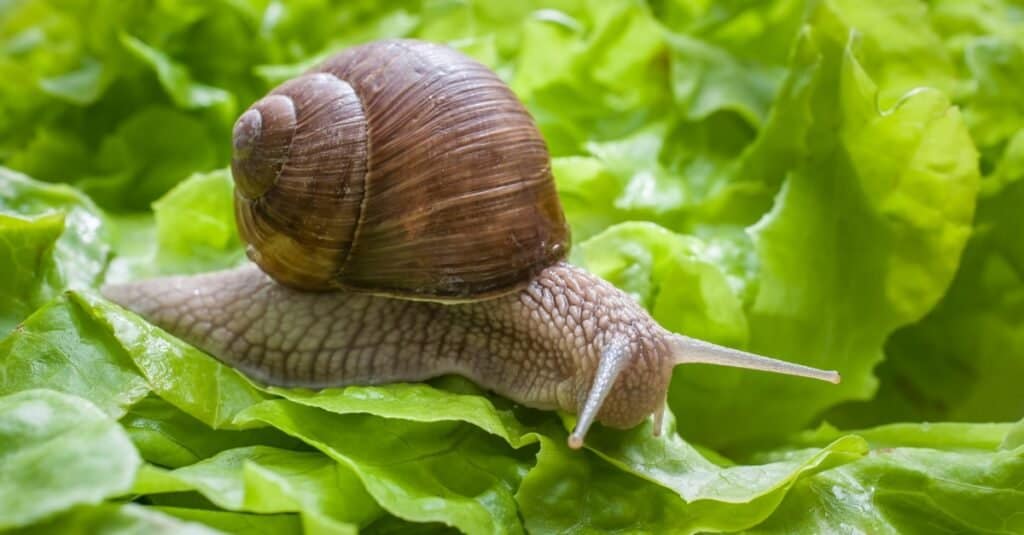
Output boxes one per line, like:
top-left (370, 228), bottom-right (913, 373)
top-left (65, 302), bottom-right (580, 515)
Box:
top-left (102, 261), bottom-right (677, 431)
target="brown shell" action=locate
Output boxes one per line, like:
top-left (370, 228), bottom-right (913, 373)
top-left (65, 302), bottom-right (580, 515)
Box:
top-left (231, 39), bottom-right (569, 299)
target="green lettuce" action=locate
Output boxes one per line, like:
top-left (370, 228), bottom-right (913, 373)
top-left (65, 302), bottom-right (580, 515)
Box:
top-left (0, 389), bottom-right (140, 530)
top-left (750, 421), bottom-right (1024, 534)
top-left (1, 0), bottom-right (1022, 532)
top-left (829, 0), bottom-right (1024, 428)
top-left (0, 168), bottom-right (109, 334)
top-left (6, 503), bottom-right (228, 535)
top-left (136, 446), bottom-right (378, 534)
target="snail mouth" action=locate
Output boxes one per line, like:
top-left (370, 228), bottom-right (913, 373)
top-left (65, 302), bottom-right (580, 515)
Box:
top-left (231, 94), bottom-right (297, 200)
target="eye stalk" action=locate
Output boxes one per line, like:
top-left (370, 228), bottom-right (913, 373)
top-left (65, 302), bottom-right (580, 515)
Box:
top-left (569, 337), bottom-right (632, 449)
top-left (566, 333), bottom-right (840, 449)
top-left (671, 335), bottom-right (841, 384)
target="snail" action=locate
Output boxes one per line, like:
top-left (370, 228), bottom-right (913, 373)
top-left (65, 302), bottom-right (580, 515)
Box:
top-left (102, 39), bottom-right (839, 449)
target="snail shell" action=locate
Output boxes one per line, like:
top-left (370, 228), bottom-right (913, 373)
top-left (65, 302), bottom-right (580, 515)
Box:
top-left (231, 39), bottom-right (569, 299)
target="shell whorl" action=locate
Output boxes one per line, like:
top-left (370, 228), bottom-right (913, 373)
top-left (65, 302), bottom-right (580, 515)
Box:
top-left (231, 39), bottom-right (569, 298)
top-left (233, 72), bottom-right (369, 290)
top-left (231, 95), bottom-right (295, 199)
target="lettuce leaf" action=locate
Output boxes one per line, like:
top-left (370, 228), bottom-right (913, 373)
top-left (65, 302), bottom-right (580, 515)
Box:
top-left (0, 168), bottom-right (109, 334)
top-left (154, 507), bottom-right (301, 535)
top-left (7, 503), bottom-right (227, 535)
top-left (107, 169), bottom-right (246, 283)
top-left (0, 296), bottom-right (151, 417)
top-left (0, 389), bottom-right (141, 529)
top-left (136, 446), bottom-right (377, 534)
top-left (120, 396), bottom-right (302, 469)
top-left (733, 35), bottom-right (976, 440)
top-left (750, 422), bottom-right (1024, 534)
top-left (235, 400), bottom-right (532, 535)
top-left (828, 0), bottom-right (1024, 427)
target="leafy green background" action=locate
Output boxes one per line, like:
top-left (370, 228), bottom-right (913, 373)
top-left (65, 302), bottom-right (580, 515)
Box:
top-left (1, 0), bottom-right (1022, 533)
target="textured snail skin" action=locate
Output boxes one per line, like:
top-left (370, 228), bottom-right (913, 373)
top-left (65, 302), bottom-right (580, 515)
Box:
top-left (101, 261), bottom-right (674, 430)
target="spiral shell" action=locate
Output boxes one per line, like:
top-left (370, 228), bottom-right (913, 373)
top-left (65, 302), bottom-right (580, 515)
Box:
top-left (231, 39), bottom-right (569, 299)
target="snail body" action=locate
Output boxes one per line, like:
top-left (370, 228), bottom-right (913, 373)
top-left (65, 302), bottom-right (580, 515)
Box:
top-left (102, 262), bottom-right (674, 436)
top-left (103, 39), bottom-right (839, 448)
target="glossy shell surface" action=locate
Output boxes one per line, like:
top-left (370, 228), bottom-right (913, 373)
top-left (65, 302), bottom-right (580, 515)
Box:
top-left (231, 39), bottom-right (569, 299)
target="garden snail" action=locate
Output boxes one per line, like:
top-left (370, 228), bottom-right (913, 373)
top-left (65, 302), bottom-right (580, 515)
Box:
top-left (102, 39), bottom-right (839, 448)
